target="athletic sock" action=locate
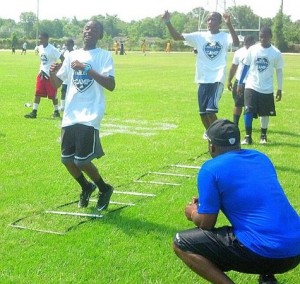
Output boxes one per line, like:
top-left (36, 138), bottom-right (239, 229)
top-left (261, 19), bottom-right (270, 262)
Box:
top-left (95, 176), bottom-right (109, 193)
top-left (33, 103), bottom-right (39, 111)
top-left (260, 116), bottom-right (269, 129)
top-left (261, 128), bottom-right (267, 136)
top-left (54, 105), bottom-right (59, 111)
top-left (76, 173), bottom-right (90, 190)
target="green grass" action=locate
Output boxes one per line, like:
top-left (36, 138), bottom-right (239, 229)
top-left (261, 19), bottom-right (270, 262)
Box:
top-left (0, 50), bottom-right (299, 284)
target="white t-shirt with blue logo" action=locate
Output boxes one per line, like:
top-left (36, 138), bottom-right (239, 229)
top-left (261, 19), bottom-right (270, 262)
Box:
top-left (183, 31), bottom-right (232, 84)
top-left (243, 43), bottom-right (283, 94)
top-left (38, 43), bottom-right (62, 76)
top-left (57, 48), bottom-right (114, 129)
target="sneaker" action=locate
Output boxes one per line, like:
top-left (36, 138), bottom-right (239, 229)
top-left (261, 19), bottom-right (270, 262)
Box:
top-left (78, 182), bottom-right (96, 208)
top-left (96, 184), bottom-right (114, 211)
top-left (241, 135), bottom-right (253, 145)
top-left (24, 111), bottom-right (37, 119)
top-left (258, 274), bottom-right (278, 284)
top-left (52, 111), bottom-right (60, 118)
top-left (260, 135), bottom-right (268, 144)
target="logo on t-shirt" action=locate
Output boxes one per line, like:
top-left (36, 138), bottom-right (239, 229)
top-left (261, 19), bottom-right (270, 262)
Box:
top-left (256, 57), bottom-right (269, 72)
top-left (40, 54), bottom-right (48, 65)
top-left (72, 64), bottom-right (93, 92)
top-left (204, 41), bottom-right (222, 60)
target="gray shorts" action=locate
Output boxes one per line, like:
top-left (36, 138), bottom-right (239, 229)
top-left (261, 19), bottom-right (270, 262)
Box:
top-left (174, 226), bottom-right (300, 274)
top-left (61, 124), bottom-right (104, 166)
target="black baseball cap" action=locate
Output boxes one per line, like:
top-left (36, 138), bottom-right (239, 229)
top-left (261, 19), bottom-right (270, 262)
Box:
top-left (206, 119), bottom-right (240, 146)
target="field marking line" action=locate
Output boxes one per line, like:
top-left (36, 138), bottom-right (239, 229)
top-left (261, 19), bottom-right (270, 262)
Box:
top-left (45, 210), bottom-right (104, 218)
top-left (9, 224), bottom-right (65, 235)
top-left (148, 171), bottom-right (193, 178)
top-left (170, 164), bottom-right (201, 169)
top-left (114, 190), bottom-right (156, 197)
top-left (134, 180), bottom-right (181, 186)
top-left (89, 200), bottom-right (136, 206)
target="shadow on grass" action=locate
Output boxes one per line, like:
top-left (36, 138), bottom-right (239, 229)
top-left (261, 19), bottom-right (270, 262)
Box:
top-left (90, 206), bottom-right (179, 237)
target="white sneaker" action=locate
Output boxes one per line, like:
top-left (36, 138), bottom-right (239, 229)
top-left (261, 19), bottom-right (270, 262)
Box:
top-left (260, 135), bottom-right (268, 144)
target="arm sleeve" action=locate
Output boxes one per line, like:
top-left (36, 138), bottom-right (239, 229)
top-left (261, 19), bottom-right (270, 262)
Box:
top-left (238, 64), bottom-right (249, 85)
top-left (276, 68), bottom-right (283, 90)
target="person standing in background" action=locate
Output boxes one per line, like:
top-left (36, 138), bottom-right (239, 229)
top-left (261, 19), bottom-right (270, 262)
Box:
top-left (227, 35), bottom-right (255, 126)
top-left (162, 10), bottom-right (239, 136)
top-left (238, 27), bottom-right (283, 145)
top-left (24, 32), bottom-right (64, 119)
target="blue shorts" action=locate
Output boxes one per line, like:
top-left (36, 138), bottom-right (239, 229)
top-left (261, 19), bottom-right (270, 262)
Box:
top-left (198, 82), bottom-right (223, 114)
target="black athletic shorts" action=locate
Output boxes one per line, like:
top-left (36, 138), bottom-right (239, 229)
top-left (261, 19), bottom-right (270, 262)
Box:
top-left (244, 88), bottom-right (276, 117)
top-left (61, 124), bottom-right (104, 166)
top-left (232, 80), bottom-right (244, 107)
top-left (174, 226), bottom-right (300, 274)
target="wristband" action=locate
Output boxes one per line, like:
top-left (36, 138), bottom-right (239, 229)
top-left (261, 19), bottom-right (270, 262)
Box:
top-left (84, 65), bottom-right (92, 73)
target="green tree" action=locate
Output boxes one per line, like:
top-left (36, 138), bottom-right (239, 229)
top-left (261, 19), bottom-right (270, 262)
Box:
top-left (19, 12), bottom-right (37, 38)
top-left (273, 8), bottom-right (288, 51)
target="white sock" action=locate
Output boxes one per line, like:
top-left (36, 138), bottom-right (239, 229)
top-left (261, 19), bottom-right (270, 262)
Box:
top-left (33, 103), bottom-right (39, 110)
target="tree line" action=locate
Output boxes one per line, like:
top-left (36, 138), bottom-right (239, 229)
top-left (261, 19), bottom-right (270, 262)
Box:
top-left (1, 5), bottom-right (300, 52)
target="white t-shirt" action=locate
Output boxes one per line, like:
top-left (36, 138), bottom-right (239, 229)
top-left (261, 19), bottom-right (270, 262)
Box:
top-left (62, 49), bottom-right (71, 85)
top-left (183, 31), bottom-right (232, 84)
top-left (38, 43), bottom-right (62, 76)
top-left (56, 48), bottom-right (114, 129)
top-left (232, 46), bottom-right (249, 82)
top-left (243, 43), bottom-right (283, 94)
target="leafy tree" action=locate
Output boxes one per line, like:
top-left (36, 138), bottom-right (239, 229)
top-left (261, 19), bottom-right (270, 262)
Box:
top-left (273, 7), bottom-right (288, 51)
top-left (19, 12), bottom-right (37, 38)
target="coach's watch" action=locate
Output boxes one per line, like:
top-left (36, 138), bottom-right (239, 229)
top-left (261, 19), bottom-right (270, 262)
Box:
top-left (84, 65), bottom-right (92, 73)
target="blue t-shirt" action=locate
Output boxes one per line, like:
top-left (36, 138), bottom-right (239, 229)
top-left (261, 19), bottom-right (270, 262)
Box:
top-left (197, 149), bottom-right (300, 258)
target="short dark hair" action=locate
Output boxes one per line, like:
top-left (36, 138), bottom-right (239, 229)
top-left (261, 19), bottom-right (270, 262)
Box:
top-left (260, 26), bottom-right (272, 37)
top-left (244, 35), bottom-right (255, 46)
top-left (209, 12), bottom-right (222, 24)
top-left (39, 32), bottom-right (49, 39)
top-left (66, 38), bottom-right (74, 45)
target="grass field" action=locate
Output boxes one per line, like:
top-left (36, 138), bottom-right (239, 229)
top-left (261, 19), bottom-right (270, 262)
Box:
top-left (0, 50), bottom-right (299, 284)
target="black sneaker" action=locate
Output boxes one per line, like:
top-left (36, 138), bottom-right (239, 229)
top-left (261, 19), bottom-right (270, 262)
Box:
top-left (241, 135), bottom-right (253, 145)
top-left (258, 274), bottom-right (278, 284)
top-left (96, 184), bottom-right (114, 211)
top-left (24, 111), bottom-right (37, 119)
top-left (52, 111), bottom-right (60, 118)
top-left (78, 182), bottom-right (96, 208)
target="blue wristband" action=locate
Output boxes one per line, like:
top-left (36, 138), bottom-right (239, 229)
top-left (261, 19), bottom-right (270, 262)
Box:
top-left (84, 65), bottom-right (91, 73)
